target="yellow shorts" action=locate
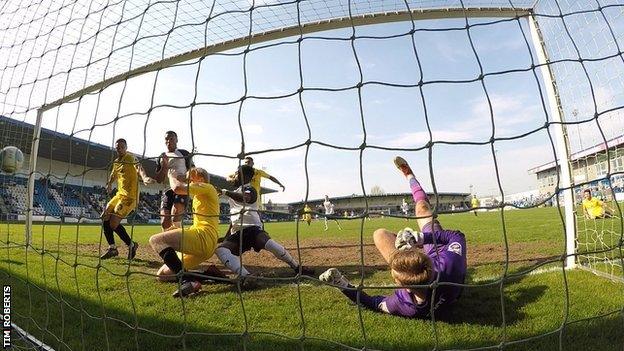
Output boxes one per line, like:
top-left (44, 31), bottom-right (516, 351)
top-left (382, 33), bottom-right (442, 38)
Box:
top-left (105, 194), bottom-right (136, 218)
top-left (177, 225), bottom-right (218, 270)
top-left (303, 215), bottom-right (312, 223)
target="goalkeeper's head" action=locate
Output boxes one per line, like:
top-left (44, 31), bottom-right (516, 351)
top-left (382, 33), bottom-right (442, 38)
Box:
top-left (389, 248), bottom-right (433, 290)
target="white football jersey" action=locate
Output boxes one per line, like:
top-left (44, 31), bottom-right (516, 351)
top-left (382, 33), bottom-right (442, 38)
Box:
top-left (165, 149), bottom-right (188, 188)
top-left (229, 185), bottom-right (262, 231)
top-left (401, 202), bottom-right (409, 213)
top-left (324, 200), bottom-right (334, 215)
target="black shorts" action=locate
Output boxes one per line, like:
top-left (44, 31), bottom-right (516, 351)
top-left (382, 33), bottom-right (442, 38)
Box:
top-left (160, 189), bottom-right (188, 212)
top-left (223, 226), bottom-right (269, 254)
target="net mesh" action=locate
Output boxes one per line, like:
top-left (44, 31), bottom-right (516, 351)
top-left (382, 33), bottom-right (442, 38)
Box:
top-left (536, 0), bottom-right (624, 279)
top-left (0, 0), bottom-right (623, 350)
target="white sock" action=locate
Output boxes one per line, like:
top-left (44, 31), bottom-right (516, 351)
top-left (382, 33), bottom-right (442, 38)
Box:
top-left (215, 247), bottom-right (250, 276)
top-left (264, 239), bottom-right (298, 269)
top-left (109, 244), bottom-right (116, 249)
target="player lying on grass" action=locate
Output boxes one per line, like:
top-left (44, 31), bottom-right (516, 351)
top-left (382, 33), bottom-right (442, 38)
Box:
top-left (149, 167), bottom-right (221, 297)
top-left (100, 138), bottom-right (154, 260)
top-left (216, 165), bottom-right (314, 289)
top-left (582, 189), bottom-right (615, 219)
top-left (319, 156), bottom-right (467, 318)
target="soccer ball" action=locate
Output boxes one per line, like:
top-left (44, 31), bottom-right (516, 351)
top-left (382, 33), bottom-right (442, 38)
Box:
top-left (0, 146), bottom-right (24, 174)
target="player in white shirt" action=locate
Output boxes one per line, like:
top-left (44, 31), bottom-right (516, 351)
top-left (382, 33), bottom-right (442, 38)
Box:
top-left (323, 195), bottom-right (342, 231)
top-left (401, 198), bottom-right (409, 221)
top-left (215, 165), bottom-right (314, 289)
top-left (153, 131), bottom-right (194, 230)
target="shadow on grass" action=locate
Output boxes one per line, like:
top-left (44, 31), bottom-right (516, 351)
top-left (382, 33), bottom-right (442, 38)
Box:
top-left (0, 268), bottom-right (366, 351)
top-left (0, 259), bottom-right (24, 265)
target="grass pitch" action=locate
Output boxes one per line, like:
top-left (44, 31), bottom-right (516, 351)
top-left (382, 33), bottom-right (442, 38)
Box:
top-left (1, 207), bottom-right (623, 350)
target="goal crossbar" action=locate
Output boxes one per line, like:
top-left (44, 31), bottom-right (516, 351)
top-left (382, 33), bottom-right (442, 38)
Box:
top-left (39, 6), bottom-right (531, 113)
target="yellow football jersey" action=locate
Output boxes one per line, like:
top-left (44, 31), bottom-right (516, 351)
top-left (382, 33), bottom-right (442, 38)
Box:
top-left (582, 198), bottom-right (604, 218)
top-left (112, 153), bottom-right (138, 199)
top-left (188, 182), bottom-right (220, 231)
top-left (471, 198), bottom-right (479, 208)
top-left (250, 168), bottom-right (270, 195)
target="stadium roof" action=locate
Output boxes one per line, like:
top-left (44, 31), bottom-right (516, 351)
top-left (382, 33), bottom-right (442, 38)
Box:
top-left (528, 135), bottom-right (624, 174)
top-left (289, 192), bottom-right (469, 206)
top-left (0, 115), bottom-right (276, 194)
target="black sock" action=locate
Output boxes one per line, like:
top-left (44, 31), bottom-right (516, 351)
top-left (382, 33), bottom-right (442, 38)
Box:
top-left (159, 247), bottom-right (183, 274)
top-left (102, 221), bottom-right (115, 246)
top-left (114, 224), bottom-right (132, 246)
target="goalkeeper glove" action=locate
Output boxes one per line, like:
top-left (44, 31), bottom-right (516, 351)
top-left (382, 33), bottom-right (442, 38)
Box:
top-left (319, 268), bottom-right (350, 288)
top-left (395, 227), bottom-right (424, 251)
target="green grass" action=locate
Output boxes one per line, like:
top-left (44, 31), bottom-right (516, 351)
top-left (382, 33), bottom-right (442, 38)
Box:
top-left (1, 207), bottom-right (623, 350)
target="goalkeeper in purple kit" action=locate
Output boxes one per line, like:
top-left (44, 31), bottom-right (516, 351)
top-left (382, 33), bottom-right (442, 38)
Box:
top-left (319, 156), bottom-right (467, 318)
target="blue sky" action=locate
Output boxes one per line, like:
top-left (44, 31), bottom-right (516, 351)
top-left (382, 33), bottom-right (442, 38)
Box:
top-left (4, 5), bottom-right (624, 204)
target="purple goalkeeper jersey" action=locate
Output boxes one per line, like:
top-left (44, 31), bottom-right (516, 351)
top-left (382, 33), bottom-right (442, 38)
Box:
top-left (383, 221), bottom-right (467, 318)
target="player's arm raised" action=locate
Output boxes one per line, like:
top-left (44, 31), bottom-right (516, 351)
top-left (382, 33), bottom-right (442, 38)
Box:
top-left (135, 159), bottom-right (156, 185)
top-left (171, 177), bottom-right (189, 195)
top-left (268, 175), bottom-right (285, 192)
top-left (221, 186), bottom-right (257, 204)
top-left (153, 153), bottom-right (169, 183)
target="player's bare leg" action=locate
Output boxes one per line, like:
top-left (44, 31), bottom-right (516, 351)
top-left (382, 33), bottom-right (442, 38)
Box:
top-left (334, 219), bottom-right (342, 230)
top-left (150, 228), bottom-right (201, 297)
top-left (372, 228), bottom-right (397, 264)
top-left (170, 202), bottom-right (185, 229)
top-left (394, 156), bottom-right (435, 231)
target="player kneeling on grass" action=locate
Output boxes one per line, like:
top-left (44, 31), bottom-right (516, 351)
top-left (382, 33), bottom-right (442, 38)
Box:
top-left (216, 165), bottom-right (314, 289)
top-left (319, 156), bottom-right (467, 318)
top-left (149, 167), bottom-right (220, 298)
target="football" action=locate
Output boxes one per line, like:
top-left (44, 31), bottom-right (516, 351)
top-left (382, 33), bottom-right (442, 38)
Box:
top-left (0, 146), bottom-right (24, 174)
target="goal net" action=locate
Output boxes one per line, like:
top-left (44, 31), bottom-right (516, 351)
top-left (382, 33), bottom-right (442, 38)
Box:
top-left (0, 0), bottom-right (622, 350)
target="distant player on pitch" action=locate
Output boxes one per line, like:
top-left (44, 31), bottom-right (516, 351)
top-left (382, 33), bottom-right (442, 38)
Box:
top-left (149, 167), bottom-right (220, 297)
top-left (302, 204), bottom-right (313, 226)
top-left (216, 165), bottom-right (314, 289)
top-left (582, 189), bottom-right (614, 219)
top-left (153, 131), bottom-right (194, 230)
top-left (323, 195), bottom-right (342, 231)
top-left (471, 195), bottom-right (479, 216)
top-left (320, 156), bottom-right (467, 318)
top-left (100, 138), bottom-right (154, 260)
top-left (401, 198), bottom-right (409, 221)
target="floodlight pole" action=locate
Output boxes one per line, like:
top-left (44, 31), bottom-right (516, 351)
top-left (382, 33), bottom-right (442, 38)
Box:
top-left (528, 13), bottom-right (576, 269)
top-left (25, 108), bottom-right (44, 245)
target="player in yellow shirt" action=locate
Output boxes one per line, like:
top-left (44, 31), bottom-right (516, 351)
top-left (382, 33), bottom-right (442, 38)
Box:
top-left (149, 167), bottom-right (221, 297)
top-left (228, 156), bottom-right (286, 196)
top-left (470, 195), bottom-right (479, 217)
top-left (582, 189), bottom-right (614, 219)
top-left (302, 204), bottom-right (312, 226)
top-left (100, 138), bottom-right (154, 260)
